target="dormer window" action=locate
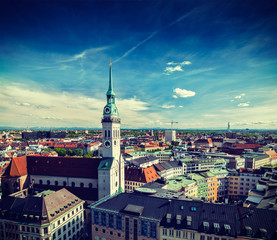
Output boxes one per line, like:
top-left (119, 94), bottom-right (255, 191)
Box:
top-left (214, 223), bottom-right (220, 233)
top-left (187, 216), bottom-right (192, 226)
top-left (203, 221), bottom-right (209, 231)
top-left (224, 224), bottom-right (231, 234)
top-left (166, 214), bottom-right (171, 223)
top-left (176, 215), bottom-right (181, 224)
top-left (190, 206), bottom-right (197, 212)
top-left (259, 228), bottom-right (267, 238)
top-left (245, 226), bottom-right (252, 236)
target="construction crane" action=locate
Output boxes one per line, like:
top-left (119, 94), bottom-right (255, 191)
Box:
top-left (164, 120), bottom-right (178, 131)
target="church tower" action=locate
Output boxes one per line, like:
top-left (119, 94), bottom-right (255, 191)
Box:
top-left (98, 61), bottom-right (125, 199)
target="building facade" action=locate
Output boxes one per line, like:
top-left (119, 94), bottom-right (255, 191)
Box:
top-left (90, 192), bottom-right (277, 240)
top-left (0, 188), bottom-right (85, 240)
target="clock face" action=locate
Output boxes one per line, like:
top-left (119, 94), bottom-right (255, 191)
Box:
top-left (105, 107), bottom-right (110, 113)
top-left (104, 140), bottom-right (111, 148)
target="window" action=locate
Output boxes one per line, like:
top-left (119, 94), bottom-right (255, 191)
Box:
top-left (55, 181), bottom-right (58, 186)
top-left (176, 230), bottom-right (181, 238)
top-left (94, 211), bottom-right (99, 225)
top-left (80, 183), bottom-right (84, 188)
top-left (116, 215), bottom-right (122, 230)
top-left (63, 181), bottom-right (66, 186)
top-left (71, 182), bottom-right (75, 187)
top-left (141, 220), bottom-right (148, 236)
top-left (89, 183), bottom-right (93, 188)
top-left (39, 180), bottom-right (43, 185)
top-left (101, 212), bottom-right (106, 226)
top-left (150, 222), bottom-right (156, 238)
top-left (109, 214), bottom-right (114, 228)
top-left (200, 236), bottom-right (205, 240)
top-left (47, 180), bottom-right (50, 185)
top-left (162, 228), bottom-right (167, 236)
top-left (169, 229), bottom-right (174, 237)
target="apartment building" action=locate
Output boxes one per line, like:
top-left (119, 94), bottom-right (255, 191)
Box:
top-left (90, 192), bottom-right (277, 240)
top-left (0, 188), bottom-right (85, 240)
top-left (244, 153), bottom-right (270, 169)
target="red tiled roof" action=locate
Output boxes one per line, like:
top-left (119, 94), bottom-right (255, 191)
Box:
top-left (125, 166), bottom-right (160, 183)
top-left (233, 144), bottom-right (261, 149)
top-left (2, 156), bottom-right (28, 177)
top-left (265, 150), bottom-right (277, 160)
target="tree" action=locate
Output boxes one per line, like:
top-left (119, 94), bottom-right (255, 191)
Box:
top-left (67, 149), bottom-right (73, 156)
top-left (84, 152), bottom-right (94, 158)
top-left (54, 148), bottom-right (66, 157)
top-left (74, 148), bottom-right (83, 156)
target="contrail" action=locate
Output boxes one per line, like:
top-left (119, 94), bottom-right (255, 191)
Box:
top-left (114, 6), bottom-right (204, 63)
top-left (113, 31), bottom-right (158, 63)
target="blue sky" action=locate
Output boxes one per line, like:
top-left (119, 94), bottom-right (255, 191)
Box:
top-left (0, 0), bottom-right (277, 129)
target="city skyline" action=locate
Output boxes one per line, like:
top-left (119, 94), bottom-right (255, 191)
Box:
top-left (1, 0), bottom-right (277, 129)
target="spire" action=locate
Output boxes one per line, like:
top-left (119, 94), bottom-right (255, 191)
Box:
top-left (107, 58), bottom-right (115, 96)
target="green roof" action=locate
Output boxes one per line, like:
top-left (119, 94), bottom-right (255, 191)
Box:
top-left (166, 176), bottom-right (195, 191)
top-left (34, 190), bottom-right (55, 197)
top-left (210, 169), bottom-right (229, 175)
top-left (152, 151), bottom-right (173, 155)
top-left (98, 157), bottom-right (114, 170)
top-left (129, 151), bottom-right (172, 157)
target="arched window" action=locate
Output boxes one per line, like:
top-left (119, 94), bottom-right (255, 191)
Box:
top-left (89, 183), bottom-right (93, 188)
top-left (47, 180), bottom-right (50, 185)
top-left (105, 130), bottom-right (107, 138)
top-left (55, 181), bottom-right (58, 186)
top-left (71, 182), bottom-right (75, 187)
top-left (39, 180), bottom-right (43, 185)
top-left (108, 130), bottom-right (110, 138)
top-left (80, 183), bottom-right (84, 188)
top-left (63, 181), bottom-right (66, 187)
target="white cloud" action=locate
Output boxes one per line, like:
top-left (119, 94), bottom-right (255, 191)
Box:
top-left (230, 100), bottom-right (234, 102)
top-left (173, 95), bottom-right (178, 99)
top-left (235, 93), bottom-right (246, 99)
top-left (179, 105), bottom-right (183, 108)
top-left (0, 83), bottom-right (159, 128)
top-left (164, 60), bottom-right (191, 75)
top-left (238, 103), bottom-right (249, 107)
top-left (164, 66), bottom-right (183, 74)
top-left (173, 88), bottom-right (196, 98)
top-left (181, 61), bottom-right (191, 65)
top-left (162, 104), bottom-right (175, 109)
top-left (16, 102), bottom-right (31, 106)
top-left (57, 46), bottom-right (109, 63)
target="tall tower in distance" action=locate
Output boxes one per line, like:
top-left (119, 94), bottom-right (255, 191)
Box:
top-left (227, 122), bottom-right (231, 132)
top-left (98, 61), bottom-right (125, 199)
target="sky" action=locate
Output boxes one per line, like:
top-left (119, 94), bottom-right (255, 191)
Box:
top-left (0, 0), bottom-right (277, 130)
